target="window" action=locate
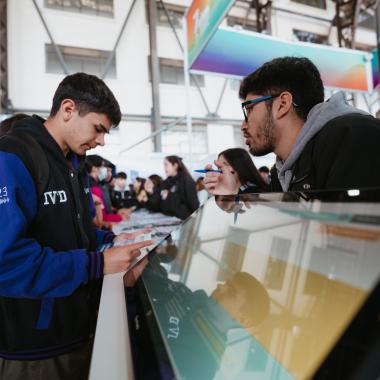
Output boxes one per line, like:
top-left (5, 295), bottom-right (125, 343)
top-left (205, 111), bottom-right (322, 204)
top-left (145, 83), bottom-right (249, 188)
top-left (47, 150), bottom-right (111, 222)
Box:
top-left (162, 124), bottom-right (208, 155)
top-left (358, 11), bottom-right (376, 31)
top-left (150, 58), bottom-right (205, 87)
top-left (46, 44), bottom-right (116, 78)
top-left (45, 0), bottom-right (113, 17)
top-left (227, 16), bottom-right (256, 32)
top-left (291, 0), bottom-right (326, 9)
top-left (157, 2), bottom-right (185, 28)
top-left (293, 29), bottom-right (328, 45)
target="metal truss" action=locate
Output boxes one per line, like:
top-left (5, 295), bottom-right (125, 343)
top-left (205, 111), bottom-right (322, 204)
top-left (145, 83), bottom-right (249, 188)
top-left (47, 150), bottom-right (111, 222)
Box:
top-left (332, 0), bottom-right (377, 48)
top-left (233, 0), bottom-right (272, 33)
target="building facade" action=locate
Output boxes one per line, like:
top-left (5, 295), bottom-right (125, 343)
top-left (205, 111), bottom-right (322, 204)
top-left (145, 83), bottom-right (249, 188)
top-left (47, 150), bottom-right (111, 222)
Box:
top-left (3, 0), bottom-right (378, 177)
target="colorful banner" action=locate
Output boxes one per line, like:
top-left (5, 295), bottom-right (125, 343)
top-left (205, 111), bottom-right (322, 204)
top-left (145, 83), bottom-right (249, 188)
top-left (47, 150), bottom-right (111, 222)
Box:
top-left (372, 49), bottom-right (379, 88)
top-left (186, 0), bottom-right (235, 68)
top-left (190, 27), bottom-right (373, 93)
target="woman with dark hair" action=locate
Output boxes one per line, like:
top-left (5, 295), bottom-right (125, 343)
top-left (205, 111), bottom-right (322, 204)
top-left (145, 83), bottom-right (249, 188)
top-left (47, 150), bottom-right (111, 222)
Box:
top-left (133, 177), bottom-right (148, 207)
top-left (212, 148), bottom-right (267, 195)
top-left (142, 174), bottom-right (163, 212)
top-left (160, 155), bottom-right (199, 220)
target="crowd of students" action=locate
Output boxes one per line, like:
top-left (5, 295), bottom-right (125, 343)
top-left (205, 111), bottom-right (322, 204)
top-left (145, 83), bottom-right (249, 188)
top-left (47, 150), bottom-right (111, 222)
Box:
top-left (83, 153), bottom-right (201, 227)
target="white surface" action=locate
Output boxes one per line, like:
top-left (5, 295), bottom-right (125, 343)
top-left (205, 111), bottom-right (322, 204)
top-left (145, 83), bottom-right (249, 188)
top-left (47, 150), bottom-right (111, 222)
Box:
top-left (89, 272), bottom-right (134, 380)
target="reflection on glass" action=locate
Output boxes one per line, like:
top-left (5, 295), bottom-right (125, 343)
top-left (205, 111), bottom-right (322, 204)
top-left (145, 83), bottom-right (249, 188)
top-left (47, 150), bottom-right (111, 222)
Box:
top-left (131, 190), bottom-right (380, 379)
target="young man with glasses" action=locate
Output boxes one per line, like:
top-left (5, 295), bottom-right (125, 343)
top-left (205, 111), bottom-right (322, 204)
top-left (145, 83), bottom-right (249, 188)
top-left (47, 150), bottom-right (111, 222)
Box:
top-left (205, 56), bottom-right (380, 194)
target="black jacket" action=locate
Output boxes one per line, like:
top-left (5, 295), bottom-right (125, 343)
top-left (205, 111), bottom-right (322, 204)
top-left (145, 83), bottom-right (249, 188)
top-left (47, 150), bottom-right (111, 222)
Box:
top-left (160, 174), bottom-right (199, 220)
top-left (270, 113), bottom-right (380, 192)
top-left (0, 116), bottom-right (104, 359)
top-left (111, 189), bottom-right (137, 209)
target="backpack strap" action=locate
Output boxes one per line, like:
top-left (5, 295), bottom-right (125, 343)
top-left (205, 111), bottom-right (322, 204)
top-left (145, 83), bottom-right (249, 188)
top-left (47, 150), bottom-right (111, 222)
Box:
top-left (0, 131), bottom-right (49, 200)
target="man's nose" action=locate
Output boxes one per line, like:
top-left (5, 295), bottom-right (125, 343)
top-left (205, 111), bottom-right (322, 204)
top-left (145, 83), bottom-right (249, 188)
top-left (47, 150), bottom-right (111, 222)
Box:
top-left (95, 133), bottom-right (105, 146)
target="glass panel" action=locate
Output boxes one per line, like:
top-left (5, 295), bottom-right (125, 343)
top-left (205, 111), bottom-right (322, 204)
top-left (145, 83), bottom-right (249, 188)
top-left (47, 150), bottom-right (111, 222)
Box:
top-left (45, 0), bottom-right (113, 16)
top-left (162, 126), bottom-right (208, 154)
top-left (45, 44), bottom-right (116, 78)
top-left (127, 189), bottom-right (380, 379)
top-left (291, 0), bottom-right (326, 9)
top-left (45, 0), bottom-right (63, 9)
top-left (293, 29), bottom-right (328, 45)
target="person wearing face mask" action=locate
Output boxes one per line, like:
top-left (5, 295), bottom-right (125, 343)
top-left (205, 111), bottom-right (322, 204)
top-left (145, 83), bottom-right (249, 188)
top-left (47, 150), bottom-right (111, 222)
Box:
top-left (160, 155), bottom-right (199, 220)
top-left (111, 172), bottom-right (137, 210)
top-left (206, 148), bottom-right (268, 195)
top-left (99, 159), bottom-right (115, 214)
top-left (86, 155), bottom-right (126, 226)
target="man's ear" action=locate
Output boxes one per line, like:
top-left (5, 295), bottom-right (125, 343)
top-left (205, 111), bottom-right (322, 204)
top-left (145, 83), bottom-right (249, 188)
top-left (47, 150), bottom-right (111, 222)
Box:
top-left (60, 99), bottom-right (76, 122)
top-left (273, 91), bottom-right (294, 120)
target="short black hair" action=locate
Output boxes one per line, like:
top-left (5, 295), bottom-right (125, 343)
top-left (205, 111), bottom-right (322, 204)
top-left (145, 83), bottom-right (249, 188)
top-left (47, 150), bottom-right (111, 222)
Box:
top-left (85, 154), bottom-right (104, 173)
top-left (116, 172), bottom-right (127, 180)
top-left (148, 174), bottom-right (163, 189)
top-left (259, 166), bottom-right (270, 174)
top-left (239, 57), bottom-right (324, 120)
top-left (50, 72), bottom-right (121, 126)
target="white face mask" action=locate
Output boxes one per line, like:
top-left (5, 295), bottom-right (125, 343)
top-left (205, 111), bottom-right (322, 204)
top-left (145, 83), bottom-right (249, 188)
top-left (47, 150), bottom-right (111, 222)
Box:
top-left (98, 167), bottom-right (108, 182)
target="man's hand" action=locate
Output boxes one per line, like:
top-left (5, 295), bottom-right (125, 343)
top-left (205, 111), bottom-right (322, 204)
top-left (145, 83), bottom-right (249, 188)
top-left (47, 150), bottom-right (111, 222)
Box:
top-left (113, 227), bottom-right (152, 243)
top-left (103, 240), bottom-right (154, 275)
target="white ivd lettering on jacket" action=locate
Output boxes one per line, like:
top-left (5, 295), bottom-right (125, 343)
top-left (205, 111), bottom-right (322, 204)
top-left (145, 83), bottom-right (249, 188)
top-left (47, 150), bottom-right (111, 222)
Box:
top-left (43, 190), bottom-right (68, 205)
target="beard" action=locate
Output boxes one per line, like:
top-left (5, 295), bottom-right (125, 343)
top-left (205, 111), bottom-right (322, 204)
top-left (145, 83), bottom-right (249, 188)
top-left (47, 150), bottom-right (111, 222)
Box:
top-left (248, 112), bottom-right (275, 157)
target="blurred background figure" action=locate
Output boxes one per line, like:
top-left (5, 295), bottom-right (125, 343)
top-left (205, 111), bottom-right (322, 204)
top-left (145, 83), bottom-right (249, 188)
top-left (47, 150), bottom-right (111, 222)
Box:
top-left (195, 177), bottom-right (209, 205)
top-left (142, 174), bottom-right (163, 212)
top-left (111, 171), bottom-right (137, 210)
top-left (133, 177), bottom-right (148, 207)
top-left (160, 155), bottom-right (199, 220)
top-left (86, 155), bottom-right (127, 228)
top-left (210, 148), bottom-right (268, 195)
top-left (99, 159), bottom-right (116, 215)
top-left (258, 166), bottom-right (271, 184)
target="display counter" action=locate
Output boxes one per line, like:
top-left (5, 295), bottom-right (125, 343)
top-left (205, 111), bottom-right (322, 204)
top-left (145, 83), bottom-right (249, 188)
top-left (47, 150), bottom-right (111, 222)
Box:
top-left (92, 190), bottom-right (380, 380)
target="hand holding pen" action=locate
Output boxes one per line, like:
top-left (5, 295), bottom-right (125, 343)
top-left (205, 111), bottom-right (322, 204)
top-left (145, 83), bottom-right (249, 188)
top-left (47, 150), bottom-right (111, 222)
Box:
top-left (201, 164), bottom-right (223, 195)
top-left (198, 161), bottom-right (239, 195)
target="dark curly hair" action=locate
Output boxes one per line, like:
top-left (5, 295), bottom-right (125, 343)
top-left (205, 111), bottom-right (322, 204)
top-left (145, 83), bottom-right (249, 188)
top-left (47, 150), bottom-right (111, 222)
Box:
top-left (239, 57), bottom-right (324, 120)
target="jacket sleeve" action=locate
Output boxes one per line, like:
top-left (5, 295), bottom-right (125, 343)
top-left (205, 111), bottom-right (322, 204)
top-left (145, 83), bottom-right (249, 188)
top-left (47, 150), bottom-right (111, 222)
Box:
top-left (0, 151), bottom-right (103, 299)
top-left (182, 175), bottom-right (200, 214)
top-left (313, 117), bottom-right (380, 190)
top-left (95, 228), bottom-right (115, 246)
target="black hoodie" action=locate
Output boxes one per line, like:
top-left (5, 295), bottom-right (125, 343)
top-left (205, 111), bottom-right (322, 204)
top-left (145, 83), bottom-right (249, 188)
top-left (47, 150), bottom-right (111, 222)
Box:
top-left (0, 115), bottom-right (104, 359)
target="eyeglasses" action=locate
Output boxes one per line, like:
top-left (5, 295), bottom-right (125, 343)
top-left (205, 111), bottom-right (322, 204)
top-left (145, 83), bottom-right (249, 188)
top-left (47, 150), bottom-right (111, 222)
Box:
top-left (241, 95), bottom-right (279, 122)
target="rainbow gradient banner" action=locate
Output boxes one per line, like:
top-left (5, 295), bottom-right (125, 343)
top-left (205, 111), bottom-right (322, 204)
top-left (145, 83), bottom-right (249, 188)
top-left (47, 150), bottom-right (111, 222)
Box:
top-left (186, 0), bottom-right (235, 68)
top-left (372, 49), bottom-right (379, 88)
top-left (190, 27), bottom-right (373, 93)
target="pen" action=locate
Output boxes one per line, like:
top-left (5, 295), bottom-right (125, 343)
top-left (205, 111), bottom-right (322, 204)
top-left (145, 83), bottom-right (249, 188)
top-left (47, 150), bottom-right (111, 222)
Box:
top-left (194, 169), bottom-right (223, 173)
top-left (234, 195), bottom-right (240, 224)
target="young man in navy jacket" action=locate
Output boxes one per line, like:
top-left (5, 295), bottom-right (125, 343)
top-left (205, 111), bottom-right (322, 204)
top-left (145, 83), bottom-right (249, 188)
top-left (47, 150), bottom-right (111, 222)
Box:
top-left (0, 73), bottom-right (152, 379)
